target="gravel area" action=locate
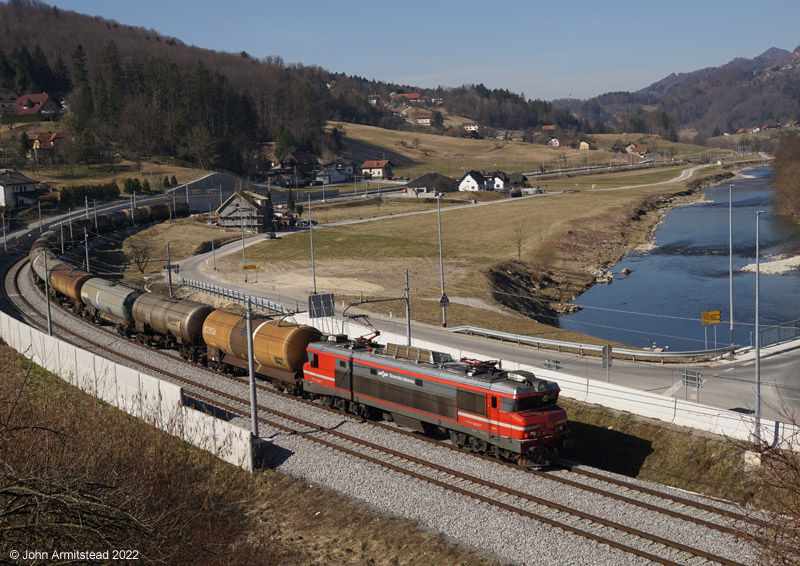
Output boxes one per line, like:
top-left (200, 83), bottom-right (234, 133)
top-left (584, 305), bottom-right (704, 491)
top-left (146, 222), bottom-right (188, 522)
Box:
top-left (12, 260), bottom-right (760, 565)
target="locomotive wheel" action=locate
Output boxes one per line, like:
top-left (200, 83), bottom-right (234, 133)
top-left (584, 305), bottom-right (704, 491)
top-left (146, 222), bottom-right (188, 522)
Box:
top-left (468, 436), bottom-right (488, 454)
top-left (449, 430), bottom-right (467, 448)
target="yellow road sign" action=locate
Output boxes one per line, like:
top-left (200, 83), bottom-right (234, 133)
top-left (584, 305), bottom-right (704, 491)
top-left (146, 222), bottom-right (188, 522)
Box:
top-left (701, 310), bottom-right (721, 325)
top-left (243, 264), bottom-right (260, 270)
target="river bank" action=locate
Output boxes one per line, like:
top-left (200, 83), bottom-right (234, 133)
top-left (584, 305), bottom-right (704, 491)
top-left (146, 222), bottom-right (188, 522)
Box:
top-left (544, 170), bottom-right (742, 313)
top-left (560, 163), bottom-right (800, 349)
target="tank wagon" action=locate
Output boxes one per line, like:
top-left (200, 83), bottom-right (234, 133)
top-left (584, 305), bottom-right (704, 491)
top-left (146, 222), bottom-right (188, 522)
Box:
top-left (80, 278), bottom-right (142, 327)
top-left (51, 201), bottom-right (190, 254)
top-left (132, 294), bottom-right (214, 360)
top-left (203, 310), bottom-right (322, 390)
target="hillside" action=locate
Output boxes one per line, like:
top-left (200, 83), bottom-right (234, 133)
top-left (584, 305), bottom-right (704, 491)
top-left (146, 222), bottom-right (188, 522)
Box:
top-left (334, 123), bottom-right (711, 177)
top-left (554, 46), bottom-right (800, 137)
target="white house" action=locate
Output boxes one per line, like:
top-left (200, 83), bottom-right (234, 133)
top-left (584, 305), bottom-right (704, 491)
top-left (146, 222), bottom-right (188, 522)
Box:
top-left (0, 169), bottom-right (38, 208)
top-left (360, 160), bottom-right (393, 179)
top-left (489, 172), bottom-right (510, 190)
top-left (417, 114), bottom-right (431, 126)
top-left (463, 121), bottom-right (479, 132)
top-left (458, 170), bottom-right (489, 191)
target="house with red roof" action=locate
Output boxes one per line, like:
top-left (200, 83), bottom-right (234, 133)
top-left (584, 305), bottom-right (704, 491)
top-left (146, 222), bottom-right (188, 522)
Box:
top-left (12, 93), bottom-right (62, 115)
top-left (32, 131), bottom-right (72, 154)
top-left (360, 160), bottom-right (393, 179)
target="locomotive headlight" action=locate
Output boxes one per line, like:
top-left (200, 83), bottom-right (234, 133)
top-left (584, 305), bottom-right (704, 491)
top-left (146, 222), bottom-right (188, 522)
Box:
top-left (527, 431), bottom-right (538, 439)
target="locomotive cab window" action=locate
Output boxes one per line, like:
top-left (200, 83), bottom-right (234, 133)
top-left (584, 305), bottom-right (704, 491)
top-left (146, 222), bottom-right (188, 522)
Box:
top-left (338, 359), bottom-right (347, 369)
top-left (309, 353), bottom-right (319, 368)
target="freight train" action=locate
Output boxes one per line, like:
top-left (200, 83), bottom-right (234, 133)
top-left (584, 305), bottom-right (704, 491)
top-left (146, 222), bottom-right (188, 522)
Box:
top-left (28, 210), bottom-right (569, 465)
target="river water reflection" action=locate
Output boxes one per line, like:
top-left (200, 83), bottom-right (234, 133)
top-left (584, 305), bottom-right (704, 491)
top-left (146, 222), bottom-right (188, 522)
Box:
top-left (560, 166), bottom-right (800, 351)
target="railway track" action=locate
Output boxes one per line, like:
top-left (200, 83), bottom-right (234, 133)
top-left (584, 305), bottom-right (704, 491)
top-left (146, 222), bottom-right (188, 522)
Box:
top-left (3, 254), bottom-right (762, 565)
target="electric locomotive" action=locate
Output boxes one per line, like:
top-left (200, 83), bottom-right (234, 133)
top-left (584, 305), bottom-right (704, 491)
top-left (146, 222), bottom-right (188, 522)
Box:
top-left (304, 338), bottom-right (568, 465)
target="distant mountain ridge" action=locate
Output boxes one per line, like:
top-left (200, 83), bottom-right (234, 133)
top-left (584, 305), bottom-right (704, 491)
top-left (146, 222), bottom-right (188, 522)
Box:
top-left (554, 46), bottom-right (800, 137)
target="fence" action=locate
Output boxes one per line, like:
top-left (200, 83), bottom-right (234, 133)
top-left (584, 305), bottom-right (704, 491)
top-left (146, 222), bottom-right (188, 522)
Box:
top-left (179, 278), bottom-right (291, 315)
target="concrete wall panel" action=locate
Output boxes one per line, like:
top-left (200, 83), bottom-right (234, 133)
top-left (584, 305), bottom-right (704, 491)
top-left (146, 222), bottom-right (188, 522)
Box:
top-left (115, 365), bottom-right (141, 416)
top-left (181, 407), bottom-right (252, 470)
top-left (74, 348), bottom-right (97, 395)
top-left (94, 354), bottom-right (118, 405)
top-left (38, 332), bottom-right (61, 375)
top-left (56, 340), bottom-right (78, 386)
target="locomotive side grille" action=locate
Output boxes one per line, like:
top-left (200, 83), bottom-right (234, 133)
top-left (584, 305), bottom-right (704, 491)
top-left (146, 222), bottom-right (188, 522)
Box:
top-left (337, 371), bottom-right (457, 419)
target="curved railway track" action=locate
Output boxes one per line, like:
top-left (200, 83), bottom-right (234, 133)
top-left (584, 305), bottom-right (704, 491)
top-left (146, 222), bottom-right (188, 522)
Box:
top-left (3, 253), bottom-right (762, 566)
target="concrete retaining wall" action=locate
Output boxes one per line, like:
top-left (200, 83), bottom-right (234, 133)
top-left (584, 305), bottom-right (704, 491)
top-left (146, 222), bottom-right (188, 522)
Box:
top-left (0, 311), bottom-right (256, 471)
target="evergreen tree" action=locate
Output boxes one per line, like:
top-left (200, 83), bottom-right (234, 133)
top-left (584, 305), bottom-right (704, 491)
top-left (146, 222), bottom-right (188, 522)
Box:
top-left (30, 45), bottom-right (54, 92)
top-left (71, 44), bottom-right (88, 85)
top-left (101, 42), bottom-right (123, 130)
top-left (0, 49), bottom-right (14, 91)
top-left (52, 55), bottom-right (72, 93)
top-left (286, 189), bottom-right (295, 212)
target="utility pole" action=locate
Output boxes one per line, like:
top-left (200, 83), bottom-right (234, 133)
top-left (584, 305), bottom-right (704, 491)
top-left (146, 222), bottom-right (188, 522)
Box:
top-left (208, 204), bottom-right (216, 270)
top-left (437, 195), bottom-right (447, 327)
top-left (309, 195), bottom-right (316, 294)
top-left (43, 250), bottom-right (52, 336)
top-left (166, 242), bottom-right (173, 297)
top-left (404, 269), bottom-right (411, 346)
top-left (245, 299), bottom-right (259, 439)
top-left (84, 228), bottom-right (89, 271)
top-left (239, 204), bottom-right (248, 282)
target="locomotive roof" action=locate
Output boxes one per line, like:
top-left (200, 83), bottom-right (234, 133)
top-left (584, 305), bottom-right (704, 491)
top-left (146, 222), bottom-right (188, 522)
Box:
top-left (310, 340), bottom-right (556, 396)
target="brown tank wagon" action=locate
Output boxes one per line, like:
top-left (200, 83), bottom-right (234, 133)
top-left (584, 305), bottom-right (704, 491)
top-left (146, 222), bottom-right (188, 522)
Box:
top-left (49, 266), bottom-right (94, 303)
top-left (202, 309), bottom-right (321, 386)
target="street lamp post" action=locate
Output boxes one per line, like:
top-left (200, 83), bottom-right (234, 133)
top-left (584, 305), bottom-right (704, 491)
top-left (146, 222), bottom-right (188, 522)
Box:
top-left (729, 184), bottom-right (734, 346)
top-left (754, 210), bottom-right (765, 444)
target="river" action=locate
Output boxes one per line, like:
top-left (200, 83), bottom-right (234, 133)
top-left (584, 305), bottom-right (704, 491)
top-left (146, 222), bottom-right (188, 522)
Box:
top-left (560, 166), bottom-right (800, 351)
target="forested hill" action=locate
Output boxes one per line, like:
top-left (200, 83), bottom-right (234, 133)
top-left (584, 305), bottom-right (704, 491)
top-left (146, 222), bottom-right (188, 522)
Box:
top-left (0, 1), bottom-right (594, 175)
top-left (554, 46), bottom-right (800, 138)
top-left (0, 0), bottom-right (341, 174)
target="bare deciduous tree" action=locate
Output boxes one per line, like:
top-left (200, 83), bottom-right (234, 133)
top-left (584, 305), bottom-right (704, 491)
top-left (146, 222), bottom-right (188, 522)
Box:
top-left (127, 244), bottom-right (152, 274)
top-left (510, 220), bottom-right (528, 261)
top-left (731, 403), bottom-right (800, 565)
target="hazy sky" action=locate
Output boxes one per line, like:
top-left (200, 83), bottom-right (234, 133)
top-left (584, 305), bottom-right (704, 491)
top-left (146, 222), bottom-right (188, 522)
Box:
top-left (44, 0), bottom-right (800, 100)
